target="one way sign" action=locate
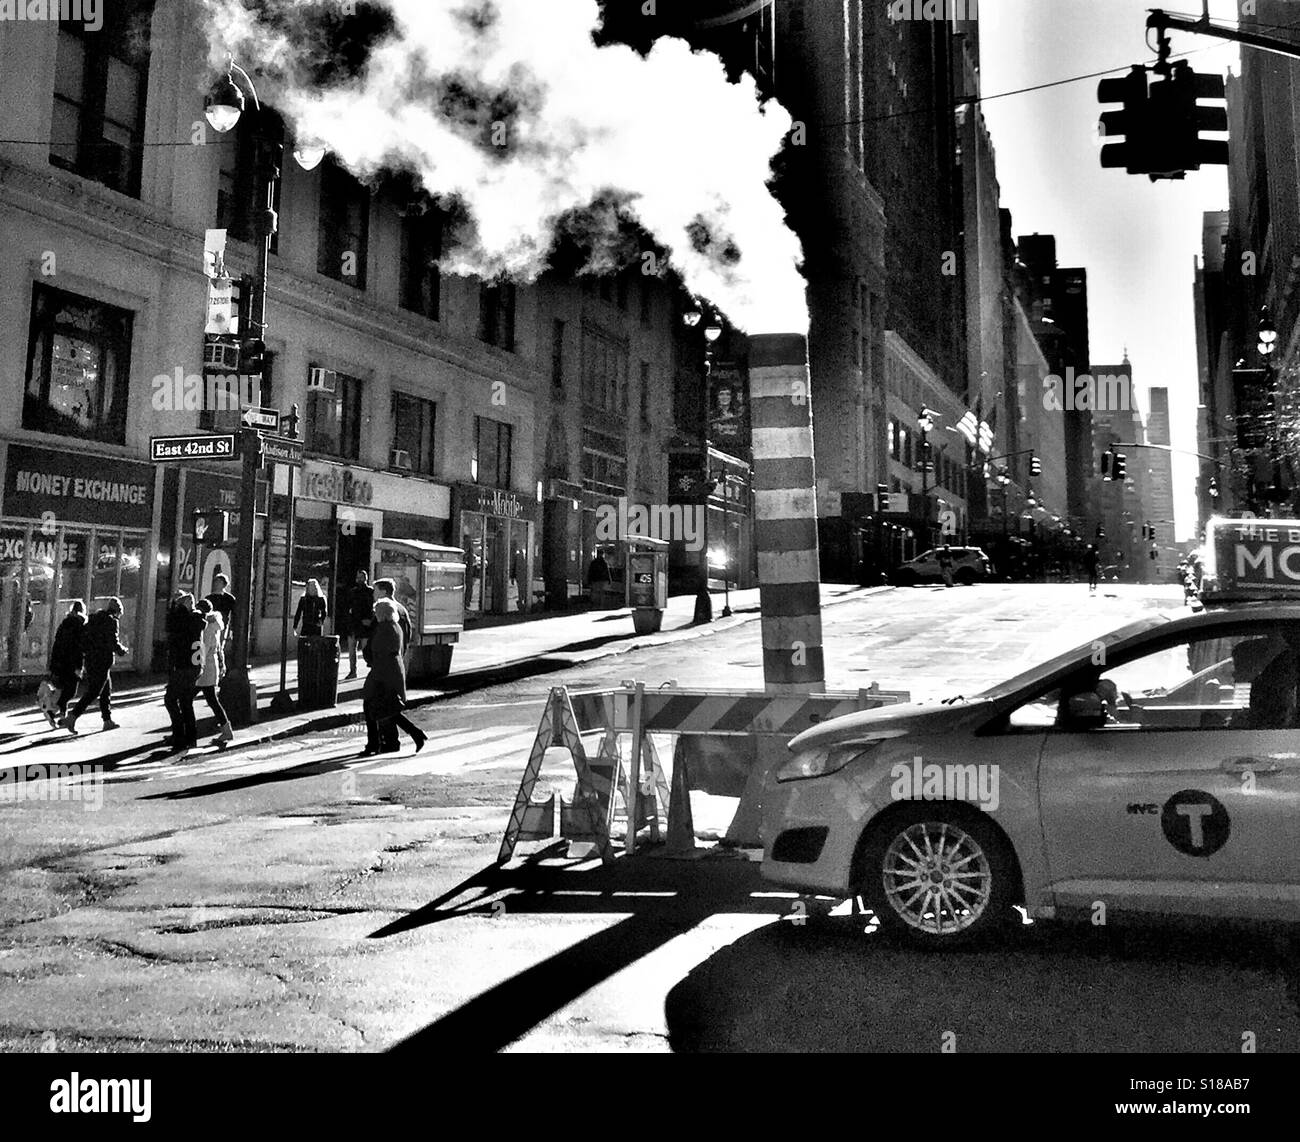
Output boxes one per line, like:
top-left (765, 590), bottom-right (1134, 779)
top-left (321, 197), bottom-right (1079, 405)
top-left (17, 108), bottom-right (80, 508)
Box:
top-left (242, 407), bottom-right (279, 430)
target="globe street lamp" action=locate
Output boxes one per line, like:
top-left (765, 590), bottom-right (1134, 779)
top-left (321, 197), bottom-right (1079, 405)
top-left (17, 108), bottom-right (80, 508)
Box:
top-left (684, 303), bottom-right (723, 624)
top-left (204, 56), bottom-right (324, 724)
top-left (917, 409), bottom-right (935, 545)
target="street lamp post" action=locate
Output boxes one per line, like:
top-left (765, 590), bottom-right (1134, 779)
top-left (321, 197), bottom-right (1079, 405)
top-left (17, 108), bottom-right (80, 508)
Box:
top-left (684, 305), bottom-right (722, 624)
top-left (204, 57), bottom-right (323, 725)
top-left (917, 409), bottom-right (934, 547)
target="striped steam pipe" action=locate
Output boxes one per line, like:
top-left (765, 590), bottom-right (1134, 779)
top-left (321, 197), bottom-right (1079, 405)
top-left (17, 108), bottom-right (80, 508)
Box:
top-left (748, 333), bottom-right (825, 694)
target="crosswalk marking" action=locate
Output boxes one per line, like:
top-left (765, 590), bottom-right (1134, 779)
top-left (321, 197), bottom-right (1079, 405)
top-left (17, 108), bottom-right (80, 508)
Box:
top-left (363, 727), bottom-right (540, 776)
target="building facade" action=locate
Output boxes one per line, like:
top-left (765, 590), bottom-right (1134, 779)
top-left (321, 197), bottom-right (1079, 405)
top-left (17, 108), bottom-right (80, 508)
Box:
top-left (0, 1), bottom-right (686, 678)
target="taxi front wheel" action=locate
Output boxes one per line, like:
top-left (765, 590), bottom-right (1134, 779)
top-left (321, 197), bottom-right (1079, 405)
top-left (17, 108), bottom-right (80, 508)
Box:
top-left (858, 809), bottom-right (1018, 949)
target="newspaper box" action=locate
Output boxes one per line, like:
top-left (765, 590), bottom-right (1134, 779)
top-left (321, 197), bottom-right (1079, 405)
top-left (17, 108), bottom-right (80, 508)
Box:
top-left (374, 539), bottom-right (465, 682)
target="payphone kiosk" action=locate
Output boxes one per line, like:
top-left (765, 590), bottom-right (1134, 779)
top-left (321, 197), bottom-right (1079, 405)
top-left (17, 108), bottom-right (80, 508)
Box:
top-left (373, 539), bottom-right (465, 683)
top-left (625, 535), bottom-right (669, 635)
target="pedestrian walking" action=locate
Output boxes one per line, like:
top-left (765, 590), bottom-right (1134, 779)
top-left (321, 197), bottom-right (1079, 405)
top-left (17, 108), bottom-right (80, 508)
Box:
top-left (195, 599), bottom-right (233, 744)
top-left (345, 570), bottom-right (375, 679)
top-left (206, 572), bottom-right (237, 648)
top-left (60, 597), bottom-right (129, 734)
top-left (372, 578), bottom-right (411, 656)
top-left (46, 600), bottom-right (86, 725)
top-left (293, 578), bottom-right (328, 637)
top-left (1085, 544), bottom-right (1100, 593)
top-left (163, 593), bottom-right (205, 750)
top-left (358, 599), bottom-right (425, 757)
top-left (938, 545), bottom-right (956, 588)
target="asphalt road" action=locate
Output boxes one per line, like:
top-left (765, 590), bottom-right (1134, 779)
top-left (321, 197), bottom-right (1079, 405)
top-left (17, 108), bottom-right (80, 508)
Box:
top-left (3, 582), bottom-right (1297, 1053)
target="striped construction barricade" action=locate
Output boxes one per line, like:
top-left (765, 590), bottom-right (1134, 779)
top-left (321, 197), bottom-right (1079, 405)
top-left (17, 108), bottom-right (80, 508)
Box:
top-left (499, 680), bottom-right (909, 862)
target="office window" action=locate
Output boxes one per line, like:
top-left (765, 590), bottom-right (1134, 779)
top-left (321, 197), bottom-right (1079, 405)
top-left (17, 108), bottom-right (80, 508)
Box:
top-left (50, 1), bottom-right (153, 197)
top-left (24, 284), bottom-right (132, 445)
top-left (478, 282), bottom-right (516, 351)
top-left (581, 325), bottom-right (629, 414)
top-left (551, 319), bottom-right (566, 389)
top-left (215, 109), bottom-right (283, 252)
top-left (390, 391), bottom-right (436, 474)
top-left (639, 361), bottom-right (651, 426)
top-left (317, 159), bottom-right (369, 289)
top-left (399, 209), bottom-right (442, 319)
top-left (306, 368), bottom-right (363, 460)
top-left (474, 417), bottom-right (513, 487)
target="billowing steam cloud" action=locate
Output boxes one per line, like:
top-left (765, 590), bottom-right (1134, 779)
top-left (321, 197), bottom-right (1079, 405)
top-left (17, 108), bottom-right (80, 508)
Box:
top-left (199, 0), bottom-right (807, 332)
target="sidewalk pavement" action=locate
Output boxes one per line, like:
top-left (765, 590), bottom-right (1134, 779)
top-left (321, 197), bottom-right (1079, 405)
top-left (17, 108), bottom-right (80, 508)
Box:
top-left (0, 583), bottom-right (883, 770)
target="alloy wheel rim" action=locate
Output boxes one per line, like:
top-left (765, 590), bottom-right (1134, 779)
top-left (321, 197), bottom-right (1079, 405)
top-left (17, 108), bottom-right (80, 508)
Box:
top-left (881, 820), bottom-right (992, 935)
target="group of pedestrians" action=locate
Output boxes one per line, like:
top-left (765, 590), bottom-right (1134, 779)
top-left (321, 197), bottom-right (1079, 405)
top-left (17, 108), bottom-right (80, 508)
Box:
top-left (357, 577), bottom-right (426, 757)
top-left (46, 597), bottom-right (131, 734)
top-left (41, 569), bottom-right (426, 756)
top-left (162, 589), bottom-right (233, 751)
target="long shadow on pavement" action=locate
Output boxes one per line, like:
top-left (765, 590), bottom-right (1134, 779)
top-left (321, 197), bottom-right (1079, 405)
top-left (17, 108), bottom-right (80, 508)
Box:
top-left (380, 848), bottom-right (787, 1054)
top-left (664, 912), bottom-right (1300, 1052)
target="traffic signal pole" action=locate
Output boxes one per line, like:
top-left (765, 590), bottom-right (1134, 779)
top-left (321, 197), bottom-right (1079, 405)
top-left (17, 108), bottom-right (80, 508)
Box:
top-left (219, 137), bottom-right (280, 727)
top-left (1148, 8), bottom-right (1300, 63)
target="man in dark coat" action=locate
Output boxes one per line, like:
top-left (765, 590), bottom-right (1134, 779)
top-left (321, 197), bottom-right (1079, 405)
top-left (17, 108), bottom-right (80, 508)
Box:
top-left (205, 572), bottom-right (237, 648)
top-left (47, 600), bottom-right (87, 723)
top-left (61, 597), bottom-right (129, 734)
top-left (345, 570), bottom-right (375, 680)
top-left (163, 593), bottom-right (206, 750)
top-left (359, 599), bottom-right (425, 756)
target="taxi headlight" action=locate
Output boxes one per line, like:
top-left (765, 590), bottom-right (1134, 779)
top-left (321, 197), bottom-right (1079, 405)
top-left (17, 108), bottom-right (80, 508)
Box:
top-left (776, 742), bottom-right (880, 783)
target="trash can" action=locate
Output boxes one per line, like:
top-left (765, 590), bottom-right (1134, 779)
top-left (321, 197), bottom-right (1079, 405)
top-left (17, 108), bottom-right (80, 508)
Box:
top-left (297, 635), bottom-right (340, 711)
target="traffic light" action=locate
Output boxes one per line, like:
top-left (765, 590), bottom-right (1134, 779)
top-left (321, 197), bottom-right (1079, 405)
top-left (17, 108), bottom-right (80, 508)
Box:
top-left (191, 508), bottom-right (230, 546)
top-left (1169, 61), bottom-right (1229, 171)
top-left (1113, 453), bottom-right (1127, 481)
top-left (1208, 475), bottom-right (1219, 499)
top-left (876, 483), bottom-right (889, 512)
top-left (1100, 449), bottom-right (1114, 480)
top-left (1149, 524), bottom-right (1157, 542)
top-left (1097, 66), bottom-right (1151, 174)
top-left (1099, 62), bottom-right (1228, 180)
top-left (239, 338), bottom-right (266, 377)
top-left (1029, 453), bottom-right (1041, 477)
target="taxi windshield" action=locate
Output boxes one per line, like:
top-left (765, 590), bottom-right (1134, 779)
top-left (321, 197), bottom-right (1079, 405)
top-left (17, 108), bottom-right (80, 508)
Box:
top-left (974, 614), bottom-right (1173, 700)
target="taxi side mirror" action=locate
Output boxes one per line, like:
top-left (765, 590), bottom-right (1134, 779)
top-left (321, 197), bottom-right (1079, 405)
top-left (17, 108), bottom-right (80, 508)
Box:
top-left (1065, 691), bottom-right (1107, 728)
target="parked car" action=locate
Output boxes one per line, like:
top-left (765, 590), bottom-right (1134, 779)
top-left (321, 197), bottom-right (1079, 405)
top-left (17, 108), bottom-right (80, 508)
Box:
top-left (890, 546), bottom-right (994, 586)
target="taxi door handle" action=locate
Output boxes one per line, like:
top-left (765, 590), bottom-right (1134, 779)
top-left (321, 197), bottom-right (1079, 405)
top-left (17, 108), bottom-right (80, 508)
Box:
top-left (1219, 756), bottom-right (1281, 775)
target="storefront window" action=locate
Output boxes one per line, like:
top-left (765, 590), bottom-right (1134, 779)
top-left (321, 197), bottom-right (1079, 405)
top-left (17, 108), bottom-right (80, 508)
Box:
top-left (508, 518), bottom-right (531, 613)
top-left (0, 527), bottom-right (32, 675)
top-left (461, 513), bottom-right (485, 614)
top-left (23, 534), bottom-right (56, 676)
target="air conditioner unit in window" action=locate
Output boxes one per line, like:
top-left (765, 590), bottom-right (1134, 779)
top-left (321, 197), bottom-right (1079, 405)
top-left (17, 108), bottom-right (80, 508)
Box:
top-left (307, 367), bottom-right (337, 393)
top-left (390, 448), bottom-right (413, 472)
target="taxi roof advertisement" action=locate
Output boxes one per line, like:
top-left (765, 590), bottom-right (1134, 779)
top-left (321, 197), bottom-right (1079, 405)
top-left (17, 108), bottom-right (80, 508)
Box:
top-left (1207, 517), bottom-right (1300, 596)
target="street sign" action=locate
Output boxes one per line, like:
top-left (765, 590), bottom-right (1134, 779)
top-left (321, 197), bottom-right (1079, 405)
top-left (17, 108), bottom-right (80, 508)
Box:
top-left (151, 434), bottom-right (237, 462)
top-left (260, 434), bottom-right (304, 467)
top-left (242, 406), bottom-right (279, 430)
top-left (205, 278), bottom-right (237, 335)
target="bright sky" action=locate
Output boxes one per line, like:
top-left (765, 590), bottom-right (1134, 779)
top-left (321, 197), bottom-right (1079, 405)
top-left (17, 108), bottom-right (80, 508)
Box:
top-left (978, 0), bottom-right (1242, 542)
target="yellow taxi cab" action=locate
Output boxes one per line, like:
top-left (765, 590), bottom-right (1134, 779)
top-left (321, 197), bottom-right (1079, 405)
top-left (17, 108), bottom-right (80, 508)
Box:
top-left (760, 516), bottom-right (1300, 947)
